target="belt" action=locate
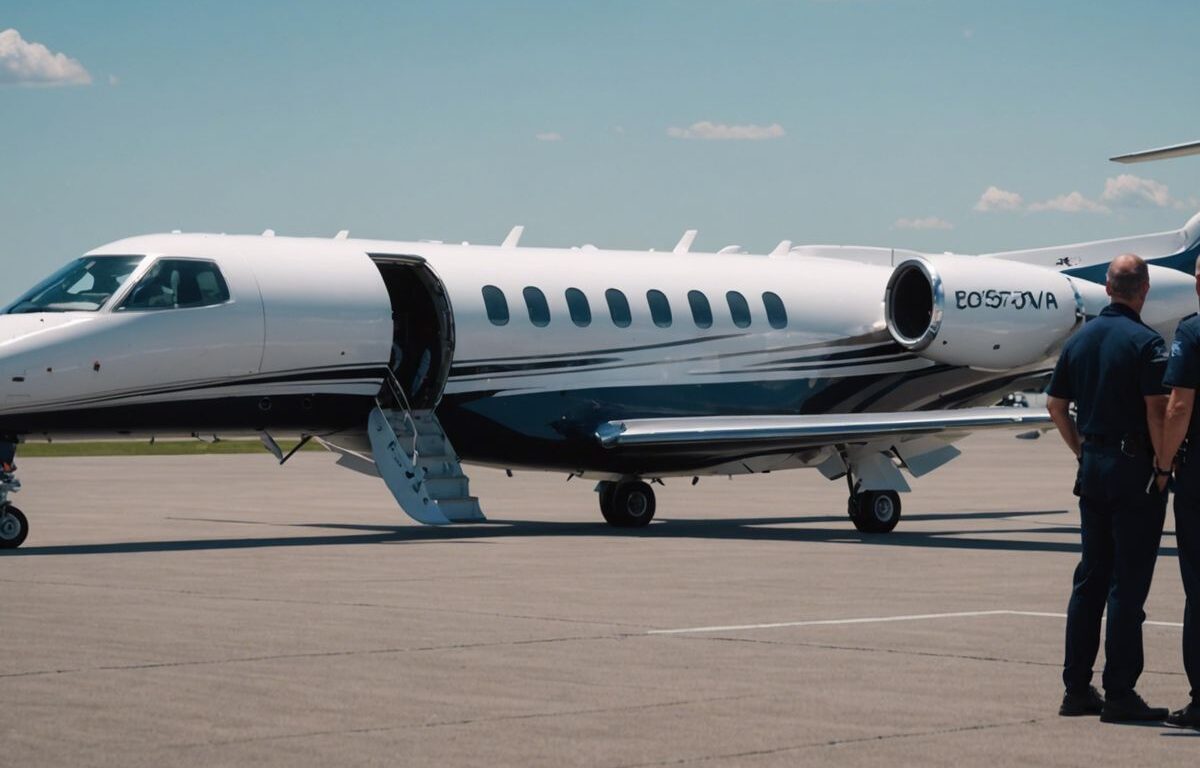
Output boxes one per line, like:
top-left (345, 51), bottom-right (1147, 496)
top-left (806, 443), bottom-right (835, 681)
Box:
top-left (1082, 433), bottom-right (1153, 457)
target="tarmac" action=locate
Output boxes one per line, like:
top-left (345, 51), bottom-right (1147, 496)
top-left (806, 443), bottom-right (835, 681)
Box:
top-left (2, 431), bottom-right (1198, 766)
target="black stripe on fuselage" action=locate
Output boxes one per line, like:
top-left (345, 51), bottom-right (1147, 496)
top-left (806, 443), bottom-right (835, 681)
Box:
top-left (448, 338), bottom-right (904, 383)
top-left (9, 364), bottom-right (386, 412)
top-left (451, 357), bottom-right (622, 376)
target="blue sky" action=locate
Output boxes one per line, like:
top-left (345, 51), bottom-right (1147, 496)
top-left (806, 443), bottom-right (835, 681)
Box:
top-left (4, 0), bottom-right (1200, 302)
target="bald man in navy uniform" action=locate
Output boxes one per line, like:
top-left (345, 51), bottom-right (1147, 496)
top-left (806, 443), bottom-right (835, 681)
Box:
top-left (1046, 253), bottom-right (1171, 723)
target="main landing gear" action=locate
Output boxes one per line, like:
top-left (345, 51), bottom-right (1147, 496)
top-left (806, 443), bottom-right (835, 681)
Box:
top-left (597, 479), bottom-right (657, 528)
top-left (847, 490), bottom-right (902, 534)
top-left (0, 451), bottom-right (26, 549)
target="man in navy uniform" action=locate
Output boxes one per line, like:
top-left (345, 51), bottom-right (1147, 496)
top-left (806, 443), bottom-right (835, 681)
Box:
top-left (1046, 253), bottom-right (1171, 722)
top-left (1150, 254), bottom-right (1200, 728)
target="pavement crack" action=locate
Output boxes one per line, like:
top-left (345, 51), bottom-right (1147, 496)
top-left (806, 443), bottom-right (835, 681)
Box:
top-left (170, 694), bottom-right (756, 749)
top-left (0, 577), bottom-right (649, 630)
top-left (613, 717), bottom-right (1046, 767)
top-left (0, 633), bottom-right (637, 680)
top-left (678, 635), bottom-right (1187, 677)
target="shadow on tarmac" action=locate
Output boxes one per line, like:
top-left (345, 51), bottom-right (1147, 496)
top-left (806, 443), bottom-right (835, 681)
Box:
top-left (1, 507), bottom-right (1181, 558)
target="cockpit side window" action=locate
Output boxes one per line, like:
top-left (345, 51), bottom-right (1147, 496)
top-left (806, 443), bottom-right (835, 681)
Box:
top-left (118, 258), bottom-right (230, 311)
top-left (5, 255), bottom-right (144, 314)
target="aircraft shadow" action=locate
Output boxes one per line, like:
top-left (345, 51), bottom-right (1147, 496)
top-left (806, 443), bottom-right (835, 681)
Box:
top-left (1, 508), bottom-right (1180, 558)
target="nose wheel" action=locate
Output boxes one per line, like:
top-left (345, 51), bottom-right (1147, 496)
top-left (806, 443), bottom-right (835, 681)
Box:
top-left (0, 506), bottom-right (27, 549)
top-left (597, 479), bottom-right (657, 527)
top-left (848, 490), bottom-right (901, 533)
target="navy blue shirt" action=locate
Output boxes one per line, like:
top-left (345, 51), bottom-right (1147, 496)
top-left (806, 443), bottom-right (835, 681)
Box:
top-left (1164, 313), bottom-right (1200, 436)
top-left (1046, 303), bottom-right (1169, 436)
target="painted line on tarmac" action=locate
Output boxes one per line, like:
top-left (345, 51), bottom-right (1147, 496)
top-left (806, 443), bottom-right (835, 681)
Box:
top-left (648, 609), bottom-right (1183, 635)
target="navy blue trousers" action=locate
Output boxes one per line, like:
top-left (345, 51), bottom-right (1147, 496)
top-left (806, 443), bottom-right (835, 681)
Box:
top-left (1064, 449), bottom-right (1167, 697)
top-left (1171, 474), bottom-right (1200, 704)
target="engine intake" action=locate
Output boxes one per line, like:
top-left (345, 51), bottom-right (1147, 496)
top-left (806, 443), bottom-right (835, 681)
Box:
top-left (884, 255), bottom-right (1084, 371)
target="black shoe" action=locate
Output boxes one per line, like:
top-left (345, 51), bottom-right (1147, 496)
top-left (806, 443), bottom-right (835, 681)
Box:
top-left (1166, 702), bottom-right (1200, 728)
top-left (1060, 686), bottom-right (1105, 716)
top-left (1100, 691), bottom-right (1169, 723)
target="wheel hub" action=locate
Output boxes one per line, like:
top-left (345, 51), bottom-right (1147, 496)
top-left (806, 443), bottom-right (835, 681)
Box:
top-left (626, 492), bottom-right (648, 518)
top-left (0, 511), bottom-right (19, 541)
top-left (872, 495), bottom-right (895, 522)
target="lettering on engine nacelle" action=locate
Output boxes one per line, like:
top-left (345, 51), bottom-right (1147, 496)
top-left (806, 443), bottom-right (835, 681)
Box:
top-left (953, 290), bottom-right (1060, 311)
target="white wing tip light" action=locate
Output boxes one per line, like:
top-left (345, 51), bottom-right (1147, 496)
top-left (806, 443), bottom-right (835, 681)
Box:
top-left (1110, 140), bottom-right (1200, 164)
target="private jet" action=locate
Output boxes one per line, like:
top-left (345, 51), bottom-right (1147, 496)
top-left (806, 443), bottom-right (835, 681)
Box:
top-left (3, 211), bottom-right (1200, 549)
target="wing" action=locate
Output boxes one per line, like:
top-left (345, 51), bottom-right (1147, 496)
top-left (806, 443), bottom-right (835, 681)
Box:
top-left (595, 406), bottom-right (1051, 449)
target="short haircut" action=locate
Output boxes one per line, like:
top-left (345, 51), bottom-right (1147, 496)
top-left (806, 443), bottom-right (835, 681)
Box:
top-left (1107, 254), bottom-right (1148, 300)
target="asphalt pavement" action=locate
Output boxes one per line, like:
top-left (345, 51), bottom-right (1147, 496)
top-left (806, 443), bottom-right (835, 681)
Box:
top-left (2, 431), bottom-right (1198, 766)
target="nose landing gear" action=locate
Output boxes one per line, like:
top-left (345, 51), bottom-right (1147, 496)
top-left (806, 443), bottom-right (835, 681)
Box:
top-left (0, 458), bottom-right (25, 549)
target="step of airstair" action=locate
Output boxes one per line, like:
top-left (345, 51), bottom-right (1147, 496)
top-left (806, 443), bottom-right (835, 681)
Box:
top-left (370, 405), bottom-right (484, 524)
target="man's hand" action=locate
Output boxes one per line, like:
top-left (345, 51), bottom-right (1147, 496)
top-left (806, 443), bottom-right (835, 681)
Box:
top-left (1047, 395), bottom-right (1081, 459)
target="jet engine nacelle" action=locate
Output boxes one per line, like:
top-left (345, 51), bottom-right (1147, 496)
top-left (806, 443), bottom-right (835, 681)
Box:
top-left (884, 254), bottom-right (1085, 371)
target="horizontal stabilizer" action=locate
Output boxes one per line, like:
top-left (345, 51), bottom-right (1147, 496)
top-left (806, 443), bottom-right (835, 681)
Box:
top-left (595, 407), bottom-right (1051, 449)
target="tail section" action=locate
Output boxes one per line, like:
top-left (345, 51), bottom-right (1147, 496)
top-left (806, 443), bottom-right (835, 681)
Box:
top-left (983, 210), bottom-right (1200, 279)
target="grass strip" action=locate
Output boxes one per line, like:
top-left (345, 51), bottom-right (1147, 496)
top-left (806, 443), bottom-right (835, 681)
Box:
top-left (17, 440), bottom-right (323, 458)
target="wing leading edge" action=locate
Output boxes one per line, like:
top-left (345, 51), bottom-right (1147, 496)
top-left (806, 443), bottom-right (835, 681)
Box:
top-left (595, 407), bottom-right (1052, 449)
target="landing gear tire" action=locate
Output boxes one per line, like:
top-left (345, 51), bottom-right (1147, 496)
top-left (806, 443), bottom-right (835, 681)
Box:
top-left (599, 480), bottom-right (656, 528)
top-left (0, 506), bottom-right (28, 549)
top-left (848, 491), bottom-right (901, 534)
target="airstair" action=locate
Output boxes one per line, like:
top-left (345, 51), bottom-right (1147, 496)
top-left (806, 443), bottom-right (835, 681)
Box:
top-left (367, 371), bottom-right (484, 525)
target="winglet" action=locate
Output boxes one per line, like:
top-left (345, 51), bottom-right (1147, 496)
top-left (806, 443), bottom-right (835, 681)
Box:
top-left (261, 229), bottom-right (275, 237)
top-left (334, 230), bottom-right (349, 240)
top-left (673, 229), bottom-right (698, 254)
top-left (769, 240), bottom-right (792, 257)
top-left (502, 225), bottom-right (524, 249)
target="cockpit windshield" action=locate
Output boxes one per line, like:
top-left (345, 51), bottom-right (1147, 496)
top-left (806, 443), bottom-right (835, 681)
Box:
top-left (4, 256), bottom-right (145, 314)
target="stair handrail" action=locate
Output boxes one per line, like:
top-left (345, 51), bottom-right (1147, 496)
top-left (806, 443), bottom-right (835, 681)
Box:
top-left (378, 367), bottom-right (420, 458)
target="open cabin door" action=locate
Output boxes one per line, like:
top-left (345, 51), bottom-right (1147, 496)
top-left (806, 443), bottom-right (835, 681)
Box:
top-left (356, 255), bottom-right (483, 525)
top-left (368, 255), bottom-right (455, 410)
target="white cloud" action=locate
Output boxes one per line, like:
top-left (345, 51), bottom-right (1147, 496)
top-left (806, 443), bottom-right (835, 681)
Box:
top-left (894, 216), bottom-right (953, 230)
top-left (1101, 173), bottom-right (1179, 209)
top-left (0, 28), bottom-right (91, 87)
top-left (1027, 191), bottom-right (1110, 214)
top-left (666, 121), bottom-right (785, 141)
top-left (973, 186), bottom-right (1024, 212)
top-left (535, 132), bottom-right (563, 142)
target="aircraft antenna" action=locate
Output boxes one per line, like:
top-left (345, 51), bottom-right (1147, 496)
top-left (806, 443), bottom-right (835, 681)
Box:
top-left (502, 225), bottom-right (524, 248)
top-left (673, 230), bottom-right (698, 254)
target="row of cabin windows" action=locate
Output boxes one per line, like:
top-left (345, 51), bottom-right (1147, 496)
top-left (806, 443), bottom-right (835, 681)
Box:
top-left (481, 286), bottom-right (788, 330)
